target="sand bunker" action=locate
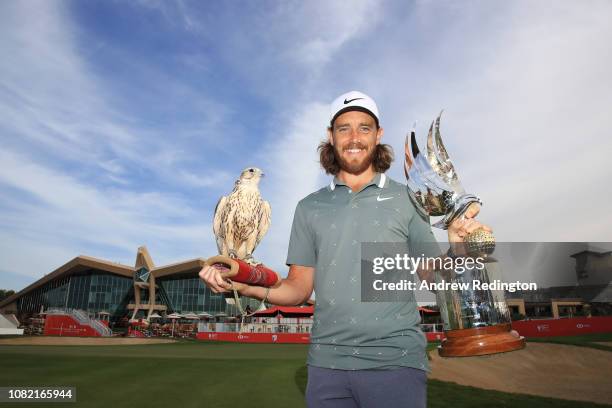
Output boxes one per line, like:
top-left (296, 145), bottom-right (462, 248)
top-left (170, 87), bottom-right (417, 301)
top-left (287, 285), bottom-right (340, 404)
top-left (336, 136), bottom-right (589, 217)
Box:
top-left (429, 342), bottom-right (612, 405)
top-left (0, 336), bottom-right (176, 346)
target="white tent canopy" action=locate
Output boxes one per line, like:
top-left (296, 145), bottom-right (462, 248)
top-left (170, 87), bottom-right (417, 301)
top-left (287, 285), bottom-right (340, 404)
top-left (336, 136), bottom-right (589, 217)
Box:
top-left (0, 314), bottom-right (23, 336)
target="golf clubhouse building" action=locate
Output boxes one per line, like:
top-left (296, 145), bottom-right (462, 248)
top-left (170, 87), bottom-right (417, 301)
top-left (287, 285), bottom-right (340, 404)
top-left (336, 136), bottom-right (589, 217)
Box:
top-left (1, 246), bottom-right (611, 340)
top-left (0, 246), bottom-right (264, 326)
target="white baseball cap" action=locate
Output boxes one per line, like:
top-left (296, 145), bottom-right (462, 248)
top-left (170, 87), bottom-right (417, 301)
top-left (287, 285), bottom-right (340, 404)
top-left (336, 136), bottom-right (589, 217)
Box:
top-left (329, 90), bottom-right (380, 127)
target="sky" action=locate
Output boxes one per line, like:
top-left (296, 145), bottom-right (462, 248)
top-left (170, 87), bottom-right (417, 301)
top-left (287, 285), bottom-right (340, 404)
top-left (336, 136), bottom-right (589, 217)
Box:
top-left (1, 0), bottom-right (611, 291)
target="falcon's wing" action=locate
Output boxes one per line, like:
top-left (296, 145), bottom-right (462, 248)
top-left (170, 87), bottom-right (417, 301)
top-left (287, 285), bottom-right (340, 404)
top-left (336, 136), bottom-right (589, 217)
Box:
top-left (213, 195), bottom-right (227, 254)
top-left (255, 200), bottom-right (271, 248)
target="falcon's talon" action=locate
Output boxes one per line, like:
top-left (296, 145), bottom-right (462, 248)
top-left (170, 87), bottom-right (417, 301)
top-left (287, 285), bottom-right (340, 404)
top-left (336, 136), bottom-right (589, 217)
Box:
top-left (243, 254), bottom-right (261, 266)
top-left (244, 257), bottom-right (261, 266)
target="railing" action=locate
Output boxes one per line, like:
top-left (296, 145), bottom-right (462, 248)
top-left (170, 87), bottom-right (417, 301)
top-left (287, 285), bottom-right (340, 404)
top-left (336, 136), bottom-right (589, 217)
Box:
top-left (420, 323), bottom-right (445, 333)
top-left (198, 322), bottom-right (311, 334)
top-left (71, 309), bottom-right (89, 325)
top-left (198, 322), bottom-right (445, 334)
top-left (89, 319), bottom-right (112, 336)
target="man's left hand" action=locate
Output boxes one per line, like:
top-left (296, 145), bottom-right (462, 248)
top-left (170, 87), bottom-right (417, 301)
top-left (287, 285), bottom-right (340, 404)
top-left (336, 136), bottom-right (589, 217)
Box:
top-left (447, 203), bottom-right (493, 243)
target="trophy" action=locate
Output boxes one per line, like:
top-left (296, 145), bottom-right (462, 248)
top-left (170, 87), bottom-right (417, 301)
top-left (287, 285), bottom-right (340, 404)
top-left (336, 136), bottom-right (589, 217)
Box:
top-left (405, 112), bottom-right (525, 357)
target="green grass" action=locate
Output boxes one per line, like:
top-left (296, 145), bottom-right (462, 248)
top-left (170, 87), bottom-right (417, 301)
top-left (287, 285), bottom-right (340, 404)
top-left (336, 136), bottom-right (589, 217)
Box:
top-left (0, 340), bottom-right (610, 408)
top-left (528, 332), bottom-right (612, 352)
top-left (426, 341), bottom-right (440, 352)
top-left (0, 341), bottom-right (308, 408)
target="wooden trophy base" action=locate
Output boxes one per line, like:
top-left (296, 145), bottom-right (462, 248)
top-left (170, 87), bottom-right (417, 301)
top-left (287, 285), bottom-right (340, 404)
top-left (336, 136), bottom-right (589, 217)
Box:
top-left (438, 323), bottom-right (525, 357)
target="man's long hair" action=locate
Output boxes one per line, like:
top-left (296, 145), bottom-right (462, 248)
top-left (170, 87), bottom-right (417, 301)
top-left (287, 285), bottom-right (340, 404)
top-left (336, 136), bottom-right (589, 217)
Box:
top-left (318, 141), bottom-right (394, 176)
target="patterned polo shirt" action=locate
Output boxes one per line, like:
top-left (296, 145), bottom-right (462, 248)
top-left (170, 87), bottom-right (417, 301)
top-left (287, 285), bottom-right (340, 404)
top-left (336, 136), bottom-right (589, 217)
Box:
top-left (286, 172), bottom-right (438, 371)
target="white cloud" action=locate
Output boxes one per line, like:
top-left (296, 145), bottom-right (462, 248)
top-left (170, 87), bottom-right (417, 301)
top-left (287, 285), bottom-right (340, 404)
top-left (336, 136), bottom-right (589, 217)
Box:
top-left (177, 169), bottom-right (234, 188)
top-left (0, 149), bottom-right (214, 279)
top-left (0, 1), bottom-right (235, 282)
top-left (0, 2), bottom-right (134, 160)
top-left (134, 0), bottom-right (199, 31)
top-left (0, 1), bottom-right (233, 191)
top-left (290, 0), bottom-right (381, 68)
top-left (349, 1), bottom-right (612, 242)
top-left (250, 103), bottom-right (330, 274)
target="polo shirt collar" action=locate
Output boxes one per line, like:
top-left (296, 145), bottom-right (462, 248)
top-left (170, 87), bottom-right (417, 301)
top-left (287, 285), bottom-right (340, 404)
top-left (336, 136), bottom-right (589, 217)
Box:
top-left (329, 173), bottom-right (386, 191)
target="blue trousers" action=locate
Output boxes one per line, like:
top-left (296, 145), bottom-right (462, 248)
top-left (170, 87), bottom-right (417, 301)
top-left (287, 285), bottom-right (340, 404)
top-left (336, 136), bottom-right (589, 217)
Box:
top-left (306, 365), bottom-right (427, 408)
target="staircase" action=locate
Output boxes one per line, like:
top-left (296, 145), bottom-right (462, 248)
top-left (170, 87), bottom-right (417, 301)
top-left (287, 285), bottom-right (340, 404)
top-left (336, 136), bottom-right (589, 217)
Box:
top-left (46, 308), bottom-right (112, 337)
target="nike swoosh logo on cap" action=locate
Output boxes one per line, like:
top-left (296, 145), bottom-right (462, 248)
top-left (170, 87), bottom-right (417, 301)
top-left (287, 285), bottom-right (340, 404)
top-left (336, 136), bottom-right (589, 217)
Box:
top-left (344, 97), bottom-right (364, 104)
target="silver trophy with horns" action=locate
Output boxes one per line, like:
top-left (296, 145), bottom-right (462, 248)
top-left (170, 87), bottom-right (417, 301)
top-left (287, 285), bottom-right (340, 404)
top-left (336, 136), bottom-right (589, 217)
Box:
top-left (405, 112), bottom-right (524, 357)
top-left (404, 112), bottom-right (494, 253)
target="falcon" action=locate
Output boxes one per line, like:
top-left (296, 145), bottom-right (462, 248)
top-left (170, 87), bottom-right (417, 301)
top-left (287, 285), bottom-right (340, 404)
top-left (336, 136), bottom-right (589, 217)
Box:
top-left (213, 167), bottom-right (271, 264)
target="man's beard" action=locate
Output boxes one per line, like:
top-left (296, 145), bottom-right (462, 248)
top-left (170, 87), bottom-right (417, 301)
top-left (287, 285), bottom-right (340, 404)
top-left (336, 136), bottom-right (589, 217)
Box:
top-left (333, 141), bottom-right (375, 175)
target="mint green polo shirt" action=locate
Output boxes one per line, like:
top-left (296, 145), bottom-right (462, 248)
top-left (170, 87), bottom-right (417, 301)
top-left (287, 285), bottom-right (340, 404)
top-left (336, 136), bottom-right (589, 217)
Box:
top-left (286, 173), bottom-right (439, 371)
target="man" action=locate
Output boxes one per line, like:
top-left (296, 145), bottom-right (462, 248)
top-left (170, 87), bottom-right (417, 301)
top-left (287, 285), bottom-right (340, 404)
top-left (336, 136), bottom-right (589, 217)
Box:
top-left (199, 91), bottom-right (490, 407)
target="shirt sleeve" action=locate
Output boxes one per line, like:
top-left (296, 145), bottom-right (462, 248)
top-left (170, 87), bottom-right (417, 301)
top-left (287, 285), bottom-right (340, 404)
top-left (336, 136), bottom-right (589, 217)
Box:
top-left (408, 210), bottom-right (441, 259)
top-left (286, 201), bottom-right (317, 267)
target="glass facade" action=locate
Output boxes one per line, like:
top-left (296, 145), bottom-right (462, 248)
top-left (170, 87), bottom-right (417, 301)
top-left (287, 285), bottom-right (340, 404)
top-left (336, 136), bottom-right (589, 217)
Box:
top-left (17, 275), bottom-right (71, 313)
top-left (15, 268), bottom-right (264, 322)
top-left (17, 270), bottom-right (133, 322)
top-left (158, 273), bottom-right (226, 314)
top-left (88, 273), bottom-right (133, 319)
top-left (66, 274), bottom-right (91, 311)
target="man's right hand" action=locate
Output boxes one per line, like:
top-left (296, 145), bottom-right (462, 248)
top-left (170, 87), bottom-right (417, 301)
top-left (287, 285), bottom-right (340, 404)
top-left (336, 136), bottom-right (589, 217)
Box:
top-left (200, 264), bottom-right (314, 306)
top-left (198, 265), bottom-right (249, 294)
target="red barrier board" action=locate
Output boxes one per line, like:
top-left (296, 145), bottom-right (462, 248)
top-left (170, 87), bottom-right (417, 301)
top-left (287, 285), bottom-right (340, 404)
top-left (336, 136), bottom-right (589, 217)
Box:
top-left (512, 316), bottom-right (612, 337)
top-left (425, 332), bottom-right (446, 341)
top-left (197, 317), bottom-right (612, 344)
top-left (198, 331), bottom-right (445, 343)
top-left (197, 332), bottom-right (310, 343)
